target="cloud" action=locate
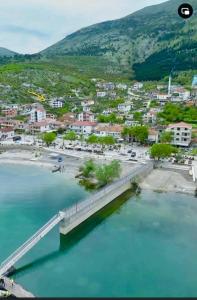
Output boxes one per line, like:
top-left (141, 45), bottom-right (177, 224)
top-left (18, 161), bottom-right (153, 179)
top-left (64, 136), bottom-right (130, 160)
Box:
top-left (3, 25), bottom-right (50, 39)
top-left (0, 0), bottom-right (167, 54)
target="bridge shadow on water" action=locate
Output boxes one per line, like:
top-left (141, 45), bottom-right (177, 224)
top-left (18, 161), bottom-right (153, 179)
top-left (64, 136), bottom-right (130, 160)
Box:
top-left (14, 189), bottom-right (135, 276)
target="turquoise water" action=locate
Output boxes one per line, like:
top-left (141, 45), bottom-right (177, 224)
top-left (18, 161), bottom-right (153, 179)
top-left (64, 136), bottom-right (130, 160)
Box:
top-left (0, 164), bottom-right (197, 297)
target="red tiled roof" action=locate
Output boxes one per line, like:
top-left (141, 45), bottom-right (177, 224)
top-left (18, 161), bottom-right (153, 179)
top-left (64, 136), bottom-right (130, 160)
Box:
top-left (168, 122), bottom-right (192, 129)
top-left (95, 124), bottom-right (123, 133)
top-left (30, 121), bottom-right (49, 127)
top-left (148, 128), bottom-right (158, 135)
top-left (71, 121), bottom-right (97, 127)
top-left (0, 127), bottom-right (14, 133)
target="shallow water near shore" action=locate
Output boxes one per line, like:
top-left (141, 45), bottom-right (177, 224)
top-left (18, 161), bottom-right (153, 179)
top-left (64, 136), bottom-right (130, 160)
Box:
top-left (0, 164), bottom-right (197, 297)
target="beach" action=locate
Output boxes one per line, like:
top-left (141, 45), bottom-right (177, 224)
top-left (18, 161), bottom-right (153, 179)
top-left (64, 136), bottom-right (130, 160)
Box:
top-left (0, 149), bottom-right (136, 179)
top-left (141, 169), bottom-right (196, 195)
top-left (0, 148), bottom-right (196, 195)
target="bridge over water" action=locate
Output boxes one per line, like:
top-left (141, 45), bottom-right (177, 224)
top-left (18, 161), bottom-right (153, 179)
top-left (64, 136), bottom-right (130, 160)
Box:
top-left (0, 162), bottom-right (153, 297)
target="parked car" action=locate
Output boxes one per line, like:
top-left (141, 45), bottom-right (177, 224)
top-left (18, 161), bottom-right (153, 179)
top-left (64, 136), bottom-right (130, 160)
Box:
top-left (13, 136), bottom-right (21, 142)
top-left (58, 156), bottom-right (63, 162)
top-left (131, 152), bottom-right (136, 157)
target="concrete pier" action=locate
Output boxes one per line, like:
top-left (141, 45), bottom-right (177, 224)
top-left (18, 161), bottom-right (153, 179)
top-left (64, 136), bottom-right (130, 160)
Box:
top-left (2, 276), bottom-right (34, 297)
top-left (0, 161), bottom-right (153, 297)
top-left (60, 162), bottom-right (153, 235)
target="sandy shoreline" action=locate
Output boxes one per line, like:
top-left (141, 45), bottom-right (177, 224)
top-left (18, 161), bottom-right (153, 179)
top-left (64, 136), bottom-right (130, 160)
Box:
top-left (0, 158), bottom-right (54, 169)
top-left (0, 149), bottom-right (196, 196)
top-left (140, 169), bottom-right (196, 196)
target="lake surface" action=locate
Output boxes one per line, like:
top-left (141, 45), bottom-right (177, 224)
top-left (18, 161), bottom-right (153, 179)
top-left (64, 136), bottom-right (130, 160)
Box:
top-left (0, 164), bottom-right (197, 297)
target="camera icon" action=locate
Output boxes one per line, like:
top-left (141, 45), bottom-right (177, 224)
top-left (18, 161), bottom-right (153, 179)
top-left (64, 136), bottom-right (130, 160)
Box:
top-left (181, 7), bottom-right (190, 15)
top-left (178, 3), bottom-right (193, 19)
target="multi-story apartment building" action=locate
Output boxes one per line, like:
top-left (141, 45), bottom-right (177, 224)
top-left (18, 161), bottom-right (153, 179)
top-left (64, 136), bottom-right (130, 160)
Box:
top-left (78, 112), bottom-right (95, 122)
top-left (30, 107), bottom-right (46, 123)
top-left (166, 122), bottom-right (192, 147)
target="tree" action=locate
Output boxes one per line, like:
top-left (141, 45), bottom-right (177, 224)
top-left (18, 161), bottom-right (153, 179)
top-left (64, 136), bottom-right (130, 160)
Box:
top-left (99, 136), bottom-right (116, 146)
top-left (42, 132), bottom-right (56, 147)
top-left (131, 126), bottom-right (148, 144)
top-left (133, 112), bottom-right (143, 124)
top-left (64, 131), bottom-right (77, 141)
top-left (160, 131), bottom-right (173, 144)
top-left (121, 127), bottom-right (133, 142)
top-left (97, 113), bottom-right (123, 124)
top-left (79, 159), bottom-right (95, 178)
top-left (87, 134), bottom-right (98, 144)
top-left (122, 126), bottom-right (148, 144)
top-left (95, 160), bottom-right (121, 187)
top-left (149, 100), bottom-right (159, 108)
top-left (150, 144), bottom-right (177, 160)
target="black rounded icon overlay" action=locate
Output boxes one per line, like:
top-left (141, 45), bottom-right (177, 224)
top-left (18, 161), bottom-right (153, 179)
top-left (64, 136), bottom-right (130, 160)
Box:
top-left (178, 3), bottom-right (193, 19)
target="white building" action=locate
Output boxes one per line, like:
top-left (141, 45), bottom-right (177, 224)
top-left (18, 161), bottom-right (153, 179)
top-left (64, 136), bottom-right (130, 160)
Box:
top-left (83, 106), bottom-right (91, 113)
top-left (118, 103), bottom-right (132, 113)
top-left (156, 94), bottom-right (170, 101)
top-left (30, 107), bottom-right (46, 123)
top-left (49, 98), bottom-right (63, 108)
top-left (81, 100), bottom-right (94, 107)
top-left (133, 82), bottom-right (143, 90)
top-left (143, 110), bottom-right (157, 125)
top-left (69, 121), bottom-right (97, 135)
top-left (97, 92), bottom-right (107, 98)
top-left (81, 100), bottom-right (94, 112)
top-left (124, 120), bottom-right (140, 127)
top-left (78, 112), bottom-right (95, 122)
top-left (0, 127), bottom-right (15, 140)
top-left (95, 124), bottom-right (123, 138)
top-left (166, 122), bottom-right (192, 147)
top-left (116, 83), bottom-right (128, 90)
top-left (28, 121), bottom-right (50, 134)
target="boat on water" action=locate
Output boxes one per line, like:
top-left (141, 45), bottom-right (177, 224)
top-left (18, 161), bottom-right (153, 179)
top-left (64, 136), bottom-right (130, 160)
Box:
top-left (52, 165), bottom-right (61, 173)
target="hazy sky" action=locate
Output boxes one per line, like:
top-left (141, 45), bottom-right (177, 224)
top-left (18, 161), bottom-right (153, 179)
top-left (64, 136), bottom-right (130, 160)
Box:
top-left (0, 0), bottom-right (167, 54)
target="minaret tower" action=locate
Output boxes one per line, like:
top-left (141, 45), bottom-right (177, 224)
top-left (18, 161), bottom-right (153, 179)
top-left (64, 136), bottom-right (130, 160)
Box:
top-left (168, 74), bottom-right (172, 96)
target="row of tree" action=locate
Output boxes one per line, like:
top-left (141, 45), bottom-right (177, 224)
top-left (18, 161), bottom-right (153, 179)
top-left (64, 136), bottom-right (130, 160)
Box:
top-left (122, 126), bottom-right (148, 144)
top-left (41, 131), bottom-right (181, 162)
top-left (41, 127), bottom-right (174, 148)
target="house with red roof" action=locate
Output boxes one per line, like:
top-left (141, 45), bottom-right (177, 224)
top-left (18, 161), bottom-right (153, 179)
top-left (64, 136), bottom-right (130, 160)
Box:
top-left (0, 127), bottom-right (15, 140)
top-left (69, 121), bottom-right (97, 135)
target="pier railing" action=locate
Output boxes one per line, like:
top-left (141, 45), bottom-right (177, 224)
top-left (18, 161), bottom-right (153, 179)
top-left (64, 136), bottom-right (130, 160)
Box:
top-left (0, 212), bottom-right (65, 276)
top-left (62, 162), bottom-right (153, 222)
top-left (0, 162), bottom-right (153, 277)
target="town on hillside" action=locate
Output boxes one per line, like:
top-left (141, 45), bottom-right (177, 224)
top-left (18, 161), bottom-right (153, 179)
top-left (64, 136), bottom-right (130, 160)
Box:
top-left (0, 75), bottom-right (197, 168)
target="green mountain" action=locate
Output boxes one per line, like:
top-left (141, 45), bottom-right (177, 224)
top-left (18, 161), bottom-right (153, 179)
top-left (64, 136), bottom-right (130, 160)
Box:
top-left (0, 47), bottom-right (17, 57)
top-left (41, 0), bottom-right (197, 80)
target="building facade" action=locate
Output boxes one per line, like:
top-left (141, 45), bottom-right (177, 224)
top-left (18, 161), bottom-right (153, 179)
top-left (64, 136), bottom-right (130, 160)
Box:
top-left (166, 122), bottom-right (192, 147)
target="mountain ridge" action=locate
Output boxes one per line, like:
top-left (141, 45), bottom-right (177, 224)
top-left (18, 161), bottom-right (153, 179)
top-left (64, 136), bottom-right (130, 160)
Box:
top-left (0, 47), bottom-right (17, 57)
top-left (40, 0), bottom-right (197, 79)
